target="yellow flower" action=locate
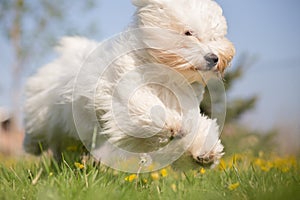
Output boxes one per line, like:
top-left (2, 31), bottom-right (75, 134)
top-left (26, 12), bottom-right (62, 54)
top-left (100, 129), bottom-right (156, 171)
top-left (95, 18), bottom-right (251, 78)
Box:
top-left (143, 178), bottom-right (148, 184)
top-left (124, 174), bottom-right (137, 182)
top-left (74, 162), bottom-right (84, 169)
top-left (261, 162), bottom-right (273, 172)
top-left (151, 172), bottom-right (160, 180)
top-left (171, 184), bottom-right (177, 192)
top-left (273, 156), bottom-right (296, 172)
top-left (218, 159), bottom-right (226, 170)
top-left (281, 167), bottom-right (290, 173)
top-left (49, 172), bottom-right (53, 177)
top-left (200, 168), bottom-right (206, 175)
top-left (228, 182), bottom-right (240, 191)
top-left (232, 154), bottom-right (243, 165)
top-left (254, 158), bottom-right (264, 167)
top-left (160, 169), bottom-right (168, 177)
top-left (254, 158), bottom-right (273, 172)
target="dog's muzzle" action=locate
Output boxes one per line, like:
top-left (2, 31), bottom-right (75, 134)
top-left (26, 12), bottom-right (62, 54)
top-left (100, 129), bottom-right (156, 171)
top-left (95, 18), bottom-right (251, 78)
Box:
top-left (204, 53), bottom-right (219, 69)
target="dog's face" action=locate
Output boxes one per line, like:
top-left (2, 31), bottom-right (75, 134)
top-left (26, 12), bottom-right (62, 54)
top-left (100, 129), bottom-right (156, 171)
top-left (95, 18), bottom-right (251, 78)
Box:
top-left (132, 0), bottom-right (235, 84)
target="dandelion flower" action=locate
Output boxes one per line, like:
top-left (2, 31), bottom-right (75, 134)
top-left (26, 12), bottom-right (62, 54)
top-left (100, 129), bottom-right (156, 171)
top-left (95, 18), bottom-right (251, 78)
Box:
top-left (254, 158), bottom-right (273, 172)
top-left (218, 159), bottom-right (226, 170)
top-left (232, 154), bottom-right (243, 164)
top-left (160, 169), bottom-right (168, 177)
top-left (143, 178), bottom-right (148, 184)
top-left (273, 156), bottom-right (296, 172)
top-left (124, 174), bottom-right (137, 182)
top-left (200, 168), bottom-right (206, 175)
top-left (151, 172), bottom-right (160, 180)
top-left (281, 167), bottom-right (290, 173)
top-left (74, 162), bottom-right (84, 169)
top-left (228, 182), bottom-right (240, 191)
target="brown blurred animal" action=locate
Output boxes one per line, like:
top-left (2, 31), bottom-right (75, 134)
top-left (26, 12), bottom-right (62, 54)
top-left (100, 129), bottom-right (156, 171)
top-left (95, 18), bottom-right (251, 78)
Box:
top-left (0, 110), bottom-right (24, 156)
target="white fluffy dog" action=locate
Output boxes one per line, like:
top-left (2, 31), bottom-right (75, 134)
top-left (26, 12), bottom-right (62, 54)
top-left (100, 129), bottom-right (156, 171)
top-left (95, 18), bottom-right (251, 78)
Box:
top-left (23, 0), bottom-right (235, 169)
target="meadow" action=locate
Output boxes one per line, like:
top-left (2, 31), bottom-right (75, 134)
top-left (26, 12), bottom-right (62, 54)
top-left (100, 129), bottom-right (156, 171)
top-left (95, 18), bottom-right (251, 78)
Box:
top-left (0, 148), bottom-right (299, 200)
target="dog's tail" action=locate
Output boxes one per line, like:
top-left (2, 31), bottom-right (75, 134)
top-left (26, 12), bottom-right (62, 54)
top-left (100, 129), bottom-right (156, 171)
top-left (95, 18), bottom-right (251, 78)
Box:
top-left (55, 36), bottom-right (99, 60)
top-left (23, 36), bottom-right (99, 156)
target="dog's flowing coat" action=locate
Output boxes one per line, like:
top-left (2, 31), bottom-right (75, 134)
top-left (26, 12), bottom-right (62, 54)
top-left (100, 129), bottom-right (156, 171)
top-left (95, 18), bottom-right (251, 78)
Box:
top-left (24, 0), bottom-right (235, 167)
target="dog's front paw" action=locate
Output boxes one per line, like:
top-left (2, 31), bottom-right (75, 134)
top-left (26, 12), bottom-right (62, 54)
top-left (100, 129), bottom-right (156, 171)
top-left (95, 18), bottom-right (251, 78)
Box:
top-left (169, 128), bottom-right (185, 140)
top-left (194, 151), bottom-right (224, 168)
top-left (193, 143), bottom-right (224, 168)
top-left (196, 153), bottom-right (215, 165)
top-left (191, 138), bottom-right (225, 168)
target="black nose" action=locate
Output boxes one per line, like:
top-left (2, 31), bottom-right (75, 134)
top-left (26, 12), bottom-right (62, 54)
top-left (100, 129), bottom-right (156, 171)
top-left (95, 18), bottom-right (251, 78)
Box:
top-left (204, 53), bottom-right (219, 68)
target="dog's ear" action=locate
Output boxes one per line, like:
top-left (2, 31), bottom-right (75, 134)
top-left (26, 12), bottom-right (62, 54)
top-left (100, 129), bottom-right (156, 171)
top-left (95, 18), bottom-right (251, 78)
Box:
top-left (132, 0), bottom-right (167, 7)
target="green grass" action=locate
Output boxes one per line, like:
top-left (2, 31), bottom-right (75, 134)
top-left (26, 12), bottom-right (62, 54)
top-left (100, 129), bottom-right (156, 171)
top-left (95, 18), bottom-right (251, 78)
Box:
top-left (0, 152), bottom-right (299, 200)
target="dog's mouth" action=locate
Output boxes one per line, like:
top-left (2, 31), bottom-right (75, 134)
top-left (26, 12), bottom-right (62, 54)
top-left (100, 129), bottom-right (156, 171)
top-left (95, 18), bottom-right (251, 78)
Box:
top-left (196, 66), bottom-right (219, 73)
top-left (196, 67), bottom-right (222, 85)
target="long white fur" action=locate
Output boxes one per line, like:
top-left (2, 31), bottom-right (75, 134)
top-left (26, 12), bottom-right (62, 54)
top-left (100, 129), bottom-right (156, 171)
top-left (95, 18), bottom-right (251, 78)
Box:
top-left (24, 0), bottom-right (234, 166)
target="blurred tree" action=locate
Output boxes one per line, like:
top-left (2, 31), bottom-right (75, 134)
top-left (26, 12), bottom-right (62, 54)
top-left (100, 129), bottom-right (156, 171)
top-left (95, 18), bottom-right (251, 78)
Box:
top-left (0, 0), bottom-right (99, 118)
top-left (221, 124), bottom-right (277, 156)
top-left (199, 55), bottom-right (281, 155)
top-left (200, 55), bottom-right (258, 124)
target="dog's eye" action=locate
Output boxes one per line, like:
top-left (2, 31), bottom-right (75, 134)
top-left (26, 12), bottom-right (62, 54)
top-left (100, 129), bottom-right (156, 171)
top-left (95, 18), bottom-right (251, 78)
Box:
top-left (184, 30), bottom-right (193, 36)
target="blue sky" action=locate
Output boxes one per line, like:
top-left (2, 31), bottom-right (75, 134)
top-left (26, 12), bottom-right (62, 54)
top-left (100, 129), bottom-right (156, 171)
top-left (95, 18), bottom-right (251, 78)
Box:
top-left (1, 0), bottom-right (300, 135)
top-left (215, 0), bottom-right (300, 131)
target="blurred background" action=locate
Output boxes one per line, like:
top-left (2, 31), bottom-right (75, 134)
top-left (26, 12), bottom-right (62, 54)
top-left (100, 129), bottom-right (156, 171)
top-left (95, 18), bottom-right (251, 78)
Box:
top-left (0, 0), bottom-right (299, 157)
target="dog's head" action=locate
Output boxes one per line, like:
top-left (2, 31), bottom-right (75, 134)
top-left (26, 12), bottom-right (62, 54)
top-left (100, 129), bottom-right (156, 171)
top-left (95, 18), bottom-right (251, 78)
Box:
top-left (132, 0), bottom-right (235, 84)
